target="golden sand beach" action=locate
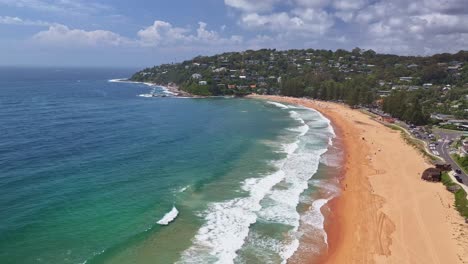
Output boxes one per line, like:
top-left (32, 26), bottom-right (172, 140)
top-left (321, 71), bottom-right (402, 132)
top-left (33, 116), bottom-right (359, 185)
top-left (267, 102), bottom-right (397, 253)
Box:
top-left (250, 95), bottom-right (468, 264)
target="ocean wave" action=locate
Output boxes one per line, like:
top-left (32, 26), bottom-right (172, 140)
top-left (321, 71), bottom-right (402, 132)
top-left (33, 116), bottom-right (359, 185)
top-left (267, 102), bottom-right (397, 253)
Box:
top-left (108, 78), bottom-right (142, 84)
top-left (320, 151), bottom-right (343, 168)
top-left (248, 107), bottom-right (335, 263)
top-left (108, 78), bottom-right (126, 83)
top-left (109, 78), bottom-right (175, 96)
top-left (266, 101), bottom-right (289, 109)
top-left (157, 206), bottom-right (179, 225)
top-left (178, 185), bottom-right (190, 193)
top-left (301, 199), bottom-right (330, 245)
top-left (178, 104), bottom-right (335, 264)
top-left (177, 169), bottom-right (286, 264)
top-left (257, 148), bottom-right (326, 226)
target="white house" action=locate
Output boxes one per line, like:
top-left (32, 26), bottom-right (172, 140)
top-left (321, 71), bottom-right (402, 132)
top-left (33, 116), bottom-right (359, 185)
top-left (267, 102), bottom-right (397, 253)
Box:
top-left (199, 81), bottom-right (207, 85)
top-left (399, 77), bottom-right (413, 82)
top-left (192, 73), bottom-right (202, 79)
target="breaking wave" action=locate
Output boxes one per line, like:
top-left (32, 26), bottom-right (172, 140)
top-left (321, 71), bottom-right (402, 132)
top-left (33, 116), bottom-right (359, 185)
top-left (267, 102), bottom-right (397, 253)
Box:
top-left (157, 206), bottom-right (179, 226)
top-left (177, 101), bottom-right (335, 264)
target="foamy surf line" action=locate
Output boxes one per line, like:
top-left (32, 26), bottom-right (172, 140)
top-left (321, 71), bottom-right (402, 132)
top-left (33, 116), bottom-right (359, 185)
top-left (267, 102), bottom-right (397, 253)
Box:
top-left (110, 79), bottom-right (177, 97)
top-left (157, 206), bottom-right (179, 225)
top-left (178, 102), bottom-right (335, 264)
top-left (259, 102), bottom-right (336, 263)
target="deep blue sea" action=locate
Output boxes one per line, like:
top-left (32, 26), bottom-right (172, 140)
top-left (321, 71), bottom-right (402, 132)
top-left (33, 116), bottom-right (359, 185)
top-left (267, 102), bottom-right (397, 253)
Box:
top-left (0, 67), bottom-right (339, 264)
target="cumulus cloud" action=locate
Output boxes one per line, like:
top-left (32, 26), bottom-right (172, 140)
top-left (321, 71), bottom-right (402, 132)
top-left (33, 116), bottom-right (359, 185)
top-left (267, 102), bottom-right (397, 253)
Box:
top-left (33, 24), bottom-right (129, 47)
top-left (241, 8), bottom-right (334, 35)
top-left (227, 0), bottom-right (338, 39)
top-left (349, 0), bottom-right (468, 53)
top-left (9, 0), bottom-right (468, 55)
top-left (31, 20), bottom-right (243, 48)
top-left (137, 21), bottom-right (243, 47)
top-left (225, 0), bottom-right (468, 55)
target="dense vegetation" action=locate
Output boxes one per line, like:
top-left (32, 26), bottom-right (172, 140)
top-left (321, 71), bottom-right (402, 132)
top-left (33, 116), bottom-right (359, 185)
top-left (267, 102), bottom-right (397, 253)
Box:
top-left (131, 48), bottom-right (468, 124)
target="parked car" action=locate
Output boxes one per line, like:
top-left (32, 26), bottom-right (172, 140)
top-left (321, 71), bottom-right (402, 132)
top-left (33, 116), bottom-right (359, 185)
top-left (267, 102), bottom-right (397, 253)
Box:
top-left (454, 175), bottom-right (463, 183)
top-left (455, 169), bottom-right (462, 174)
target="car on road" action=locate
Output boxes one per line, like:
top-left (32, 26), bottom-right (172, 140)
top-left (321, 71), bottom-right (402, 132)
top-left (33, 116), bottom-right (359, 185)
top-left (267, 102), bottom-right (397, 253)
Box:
top-left (455, 169), bottom-right (462, 174)
top-left (455, 175), bottom-right (463, 183)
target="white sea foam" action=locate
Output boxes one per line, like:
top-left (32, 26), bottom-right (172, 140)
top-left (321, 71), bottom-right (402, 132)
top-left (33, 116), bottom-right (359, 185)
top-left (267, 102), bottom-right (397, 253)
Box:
top-left (108, 78), bottom-right (142, 84)
top-left (289, 124), bottom-right (309, 137)
top-left (108, 78), bottom-right (126, 83)
top-left (251, 107), bottom-right (334, 263)
top-left (257, 148), bottom-right (326, 226)
top-left (157, 206), bottom-right (179, 225)
top-left (179, 103), bottom-right (335, 264)
top-left (266, 101), bottom-right (289, 109)
top-left (109, 79), bottom-right (176, 97)
top-left (289, 110), bottom-right (304, 123)
top-left (178, 185), bottom-right (190, 193)
top-left (301, 199), bottom-right (330, 245)
top-left (320, 151), bottom-right (343, 168)
top-left (280, 237), bottom-right (300, 264)
top-left (177, 169), bottom-right (286, 264)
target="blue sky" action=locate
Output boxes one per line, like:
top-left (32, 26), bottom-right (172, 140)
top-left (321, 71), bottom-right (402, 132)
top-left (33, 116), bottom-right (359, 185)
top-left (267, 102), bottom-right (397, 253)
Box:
top-left (1, 0), bottom-right (468, 67)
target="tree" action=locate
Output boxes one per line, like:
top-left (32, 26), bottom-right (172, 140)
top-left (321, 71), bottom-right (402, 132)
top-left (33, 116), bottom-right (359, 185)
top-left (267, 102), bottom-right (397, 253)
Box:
top-left (421, 65), bottom-right (448, 84)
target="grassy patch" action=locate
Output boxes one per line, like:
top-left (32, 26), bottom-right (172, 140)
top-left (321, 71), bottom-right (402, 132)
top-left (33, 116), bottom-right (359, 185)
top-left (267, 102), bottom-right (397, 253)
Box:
top-left (441, 173), bottom-right (468, 218)
top-left (453, 154), bottom-right (468, 174)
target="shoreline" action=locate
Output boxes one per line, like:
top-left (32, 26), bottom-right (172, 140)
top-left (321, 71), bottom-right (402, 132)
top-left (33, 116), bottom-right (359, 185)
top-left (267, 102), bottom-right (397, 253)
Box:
top-left (109, 78), bottom-right (195, 97)
top-left (249, 95), bottom-right (468, 264)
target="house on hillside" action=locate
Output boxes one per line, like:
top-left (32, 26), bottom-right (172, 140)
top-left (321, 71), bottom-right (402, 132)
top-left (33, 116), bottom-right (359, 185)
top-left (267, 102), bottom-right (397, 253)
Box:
top-left (423, 83), bottom-right (433, 89)
top-left (192, 73), bottom-right (202, 79)
top-left (444, 119), bottom-right (468, 130)
top-left (377, 90), bottom-right (391, 97)
top-left (399, 77), bottom-right (413, 82)
top-left (198, 81), bottom-right (207, 85)
top-left (431, 114), bottom-right (455, 122)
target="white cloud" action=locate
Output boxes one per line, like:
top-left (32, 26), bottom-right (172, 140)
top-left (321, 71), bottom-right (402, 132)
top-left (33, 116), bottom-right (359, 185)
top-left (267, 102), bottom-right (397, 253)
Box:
top-left (224, 0), bottom-right (280, 13)
top-left (137, 20), bottom-right (191, 46)
top-left (31, 20), bottom-right (243, 49)
top-left (33, 24), bottom-right (129, 47)
top-left (9, 0), bottom-right (468, 56)
top-left (350, 0), bottom-right (468, 54)
top-left (0, 0), bottom-right (111, 14)
top-left (240, 8), bottom-right (334, 35)
top-left (332, 0), bottom-right (368, 11)
top-left (137, 20), bottom-right (242, 47)
top-left (225, 0), bottom-right (468, 55)
top-left (294, 0), bottom-right (328, 8)
top-left (0, 16), bottom-right (53, 26)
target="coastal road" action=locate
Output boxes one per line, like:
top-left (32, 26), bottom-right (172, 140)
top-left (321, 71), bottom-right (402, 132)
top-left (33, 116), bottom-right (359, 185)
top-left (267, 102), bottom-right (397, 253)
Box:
top-left (396, 123), bottom-right (468, 187)
top-left (434, 133), bottom-right (468, 187)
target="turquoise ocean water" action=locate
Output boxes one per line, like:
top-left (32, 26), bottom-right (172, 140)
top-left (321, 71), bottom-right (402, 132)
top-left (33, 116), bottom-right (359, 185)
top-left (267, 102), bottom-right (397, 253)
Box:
top-left (0, 67), bottom-right (340, 264)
